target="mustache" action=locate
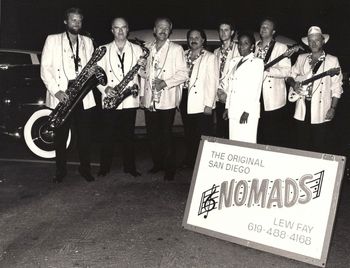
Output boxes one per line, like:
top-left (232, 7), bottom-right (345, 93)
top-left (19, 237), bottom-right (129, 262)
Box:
top-left (190, 42), bottom-right (198, 45)
top-left (67, 27), bottom-right (80, 34)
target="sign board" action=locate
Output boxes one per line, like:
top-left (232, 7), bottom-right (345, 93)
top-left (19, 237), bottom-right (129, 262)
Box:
top-left (183, 137), bottom-right (346, 267)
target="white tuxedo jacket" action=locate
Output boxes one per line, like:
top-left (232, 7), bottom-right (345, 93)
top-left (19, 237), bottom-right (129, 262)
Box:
top-left (182, 50), bottom-right (218, 114)
top-left (289, 53), bottom-right (343, 124)
top-left (224, 53), bottom-right (264, 119)
top-left (41, 32), bottom-right (96, 109)
top-left (97, 41), bottom-right (143, 109)
top-left (214, 42), bottom-right (240, 95)
top-left (255, 41), bottom-right (291, 111)
top-left (140, 40), bottom-right (188, 110)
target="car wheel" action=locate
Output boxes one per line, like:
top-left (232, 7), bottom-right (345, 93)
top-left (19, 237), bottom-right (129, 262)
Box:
top-left (23, 109), bottom-right (72, 159)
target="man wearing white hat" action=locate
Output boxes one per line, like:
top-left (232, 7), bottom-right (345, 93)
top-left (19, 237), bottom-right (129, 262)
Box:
top-left (287, 26), bottom-right (343, 153)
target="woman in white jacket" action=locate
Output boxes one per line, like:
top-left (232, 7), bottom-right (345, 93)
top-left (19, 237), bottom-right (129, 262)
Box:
top-left (223, 32), bottom-right (264, 143)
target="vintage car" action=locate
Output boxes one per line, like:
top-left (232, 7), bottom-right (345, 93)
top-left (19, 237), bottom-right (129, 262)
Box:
top-left (0, 49), bottom-right (45, 137)
top-left (1, 30), bottom-right (296, 159)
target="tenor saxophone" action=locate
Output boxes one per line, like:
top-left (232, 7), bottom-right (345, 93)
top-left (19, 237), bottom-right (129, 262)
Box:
top-left (103, 41), bottom-right (150, 109)
top-left (47, 46), bottom-right (107, 130)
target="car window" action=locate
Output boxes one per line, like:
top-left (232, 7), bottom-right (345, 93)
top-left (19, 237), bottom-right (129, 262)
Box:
top-left (0, 52), bottom-right (32, 65)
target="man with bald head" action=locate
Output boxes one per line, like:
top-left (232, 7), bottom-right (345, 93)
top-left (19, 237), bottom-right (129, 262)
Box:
top-left (97, 17), bottom-right (146, 177)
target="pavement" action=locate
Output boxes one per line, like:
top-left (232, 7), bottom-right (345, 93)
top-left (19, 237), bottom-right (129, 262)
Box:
top-left (0, 135), bottom-right (350, 268)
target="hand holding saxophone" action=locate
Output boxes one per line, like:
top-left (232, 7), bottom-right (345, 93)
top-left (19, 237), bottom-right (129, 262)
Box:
top-left (55, 91), bottom-right (69, 103)
top-left (105, 86), bottom-right (117, 97)
top-left (137, 57), bottom-right (147, 68)
top-left (152, 77), bottom-right (167, 91)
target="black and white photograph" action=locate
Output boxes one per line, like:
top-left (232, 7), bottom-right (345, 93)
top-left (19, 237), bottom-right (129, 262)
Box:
top-left (0, 0), bottom-right (350, 267)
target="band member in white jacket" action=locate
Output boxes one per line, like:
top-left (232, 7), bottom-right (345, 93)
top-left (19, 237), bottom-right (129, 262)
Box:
top-left (213, 20), bottom-right (240, 138)
top-left (255, 18), bottom-right (291, 146)
top-left (223, 32), bottom-right (264, 143)
top-left (97, 17), bottom-right (146, 177)
top-left (180, 29), bottom-right (218, 167)
top-left (41, 7), bottom-right (95, 183)
top-left (286, 26), bottom-right (343, 153)
top-left (140, 17), bottom-right (188, 181)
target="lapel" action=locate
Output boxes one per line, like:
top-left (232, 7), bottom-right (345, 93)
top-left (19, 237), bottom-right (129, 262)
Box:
top-left (109, 42), bottom-right (120, 79)
top-left (189, 50), bottom-right (206, 89)
top-left (80, 35), bottom-right (88, 67)
top-left (233, 53), bottom-right (254, 76)
top-left (62, 33), bottom-right (72, 73)
top-left (109, 41), bottom-right (136, 81)
top-left (312, 55), bottom-right (327, 90)
top-left (153, 39), bottom-right (170, 72)
top-left (61, 33), bottom-right (87, 75)
top-left (218, 42), bottom-right (238, 76)
top-left (123, 41), bottom-right (134, 73)
top-left (227, 43), bottom-right (238, 60)
top-left (145, 39), bottom-right (171, 79)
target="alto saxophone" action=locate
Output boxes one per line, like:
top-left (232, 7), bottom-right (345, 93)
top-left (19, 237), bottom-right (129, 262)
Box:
top-left (104, 41), bottom-right (150, 109)
top-left (47, 46), bottom-right (107, 130)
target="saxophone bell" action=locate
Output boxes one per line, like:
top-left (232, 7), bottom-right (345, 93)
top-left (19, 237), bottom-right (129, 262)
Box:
top-left (23, 46), bottom-right (107, 159)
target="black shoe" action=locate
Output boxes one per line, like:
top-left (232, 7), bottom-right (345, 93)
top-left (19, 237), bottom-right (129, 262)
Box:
top-left (125, 169), bottom-right (141, 177)
top-left (53, 171), bottom-right (67, 183)
top-left (79, 168), bottom-right (95, 182)
top-left (180, 161), bottom-right (194, 169)
top-left (52, 175), bottom-right (64, 183)
top-left (164, 171), bottom-right (175, 181)
top-left (148, 166), bottom-right (162, 174)
top-left (97, 169), bottom-right (109, 177)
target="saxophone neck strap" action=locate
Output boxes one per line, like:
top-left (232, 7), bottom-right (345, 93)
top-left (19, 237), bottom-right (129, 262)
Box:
top-left (117, 52), bottom-right (125, 76)
top-left (66, 31), bottom-right (81, 75)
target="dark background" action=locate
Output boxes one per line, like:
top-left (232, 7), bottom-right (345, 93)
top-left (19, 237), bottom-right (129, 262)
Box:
top-left (1, 0), bottom-right (350, 156)
top-left (1, 0), bottom-right (350, 67)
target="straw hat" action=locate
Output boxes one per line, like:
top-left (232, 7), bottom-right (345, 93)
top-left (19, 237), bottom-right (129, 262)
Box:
top-left (301, 26), bottom-right (329, 45)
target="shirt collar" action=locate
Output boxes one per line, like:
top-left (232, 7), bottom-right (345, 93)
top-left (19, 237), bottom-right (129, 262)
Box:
top-left (242, 52), bottom-right (254, 61)
top-left (257, 39), bottom-right (275, 49)
top-left (307, 51), bottom-right (326, 62)
top-left (152, 39), bottom-right (170, 54)
top-left (114, 40), bottom-right (130, 54)
top-left (63, 32), bottom-right (82, 46)
top-left (220, 41), bottom-right (234, 51)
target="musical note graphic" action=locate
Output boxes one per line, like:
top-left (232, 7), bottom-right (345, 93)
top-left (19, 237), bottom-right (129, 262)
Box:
top-left (307, 170), bottom-right (324, 199)
top-left (198, 184), bottom-right (220, 219)
top-left (300, 170), bottom-right (324, 199)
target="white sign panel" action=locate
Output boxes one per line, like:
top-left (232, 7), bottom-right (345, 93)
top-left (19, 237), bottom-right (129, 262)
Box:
top-left (183, 137), bottom-right (345, 267)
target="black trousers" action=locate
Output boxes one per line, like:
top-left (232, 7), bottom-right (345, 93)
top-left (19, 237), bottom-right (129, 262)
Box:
top-left (99, 108), bottom-right (137, 172)
top-left (215, 101), bottom-right (229, 139)
top-left (180, 91), bottom-right (213, 166)
top-left (258, 106), bottom-right (288, 146)
top-left (54, 104), bottom-right (93, 176)
top-left (295, 101), bottom-right (329, 153)
top-left (145, 108), bottom-right (176, 173)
